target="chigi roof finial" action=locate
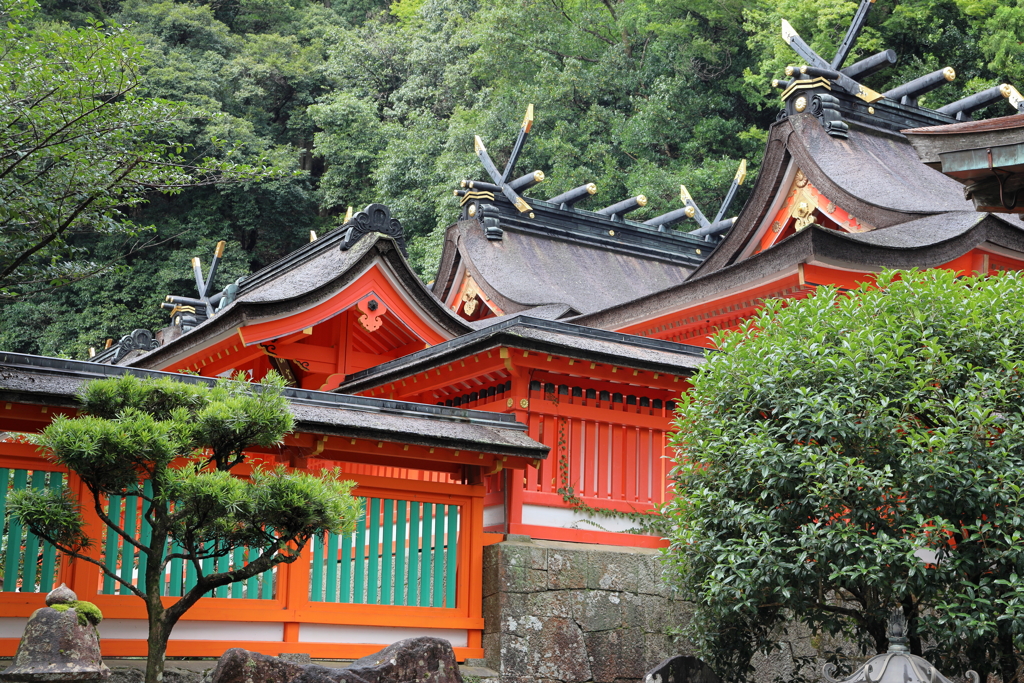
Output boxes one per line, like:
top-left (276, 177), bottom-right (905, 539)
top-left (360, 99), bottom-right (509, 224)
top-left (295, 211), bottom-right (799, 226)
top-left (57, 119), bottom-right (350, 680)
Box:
top-left (643, 159), bottom-right (746, 242)
top-left (470, 103), bottom-right (536, 214)
top-left (774, 0), bottom-right (1024, 132)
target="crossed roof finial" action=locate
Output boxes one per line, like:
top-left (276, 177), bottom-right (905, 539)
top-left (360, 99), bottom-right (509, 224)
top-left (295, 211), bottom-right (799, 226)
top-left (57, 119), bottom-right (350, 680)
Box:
top-left (472, 104), bottom-right (535, 214)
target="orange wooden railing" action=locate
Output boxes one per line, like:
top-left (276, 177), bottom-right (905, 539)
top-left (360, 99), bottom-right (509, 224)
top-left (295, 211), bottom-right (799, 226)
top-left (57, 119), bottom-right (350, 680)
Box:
top-left (483, 382), bottom-right (677, 548)
top-left (0, 443), bottom-right (485, 661)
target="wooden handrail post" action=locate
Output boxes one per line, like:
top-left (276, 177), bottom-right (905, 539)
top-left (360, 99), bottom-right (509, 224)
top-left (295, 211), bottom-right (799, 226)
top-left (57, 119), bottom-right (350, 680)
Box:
top-left (281, 542), bottom-right (311, 645)
top-left (70, 473), bottom-right (103, 601)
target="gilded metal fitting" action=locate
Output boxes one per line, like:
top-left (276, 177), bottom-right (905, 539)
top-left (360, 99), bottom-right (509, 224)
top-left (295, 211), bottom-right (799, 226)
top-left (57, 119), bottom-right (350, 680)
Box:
top-left (785, 65), bottom-right (795, 77)
top-left (636, 195), bottom-right (648, 207)
top-left (586, 183), bottom-right (597, 194)
top-left (1005, 84), bottom-right (1024, 109)
top-left (468, 204), bottom-right (477, 217)
top-left (795, 96), bottom-right (808, 112)
top-left (534, 170), bottom-right (545, 182)
top-left (943, 67), bottom-right (956, 82)
top-left (685, 206), bottom-right (696, 218)
top-left (800, 65), bottom-right (808, 74)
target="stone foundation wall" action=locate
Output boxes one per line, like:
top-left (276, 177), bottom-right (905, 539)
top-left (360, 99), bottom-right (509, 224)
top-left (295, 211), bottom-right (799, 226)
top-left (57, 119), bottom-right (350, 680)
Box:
top-left (482, 536), bottom-right (694, 683)
top-left (482, 536), bottom-right (824, 683)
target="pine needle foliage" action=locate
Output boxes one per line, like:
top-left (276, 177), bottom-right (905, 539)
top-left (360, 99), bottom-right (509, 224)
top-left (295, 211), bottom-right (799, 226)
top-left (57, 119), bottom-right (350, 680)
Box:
top-left (7, 372), bottom-right (361, 683)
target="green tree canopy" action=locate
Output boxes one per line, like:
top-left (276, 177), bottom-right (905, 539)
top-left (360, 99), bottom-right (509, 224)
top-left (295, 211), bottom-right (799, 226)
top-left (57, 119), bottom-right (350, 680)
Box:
top-left (3, 0), bottom-right (1024, 355)
top-left (8, 372), bottom-right (362, 683)
top-left (665, 269), bottom-right (1024, 683)
top-left (0, 0), bottom-right (287, 299)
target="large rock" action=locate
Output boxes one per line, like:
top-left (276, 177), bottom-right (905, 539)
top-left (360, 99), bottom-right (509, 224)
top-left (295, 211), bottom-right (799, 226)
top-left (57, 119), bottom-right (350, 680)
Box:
top-left (346, 637), bottom-right (462, 683)
top-left (209, 638), bottom-right (462, 683)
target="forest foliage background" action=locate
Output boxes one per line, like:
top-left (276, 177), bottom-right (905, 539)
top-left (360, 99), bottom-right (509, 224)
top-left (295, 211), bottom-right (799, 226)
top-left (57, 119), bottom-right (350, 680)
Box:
top-left (2, 0), bottom-right (1022, 357)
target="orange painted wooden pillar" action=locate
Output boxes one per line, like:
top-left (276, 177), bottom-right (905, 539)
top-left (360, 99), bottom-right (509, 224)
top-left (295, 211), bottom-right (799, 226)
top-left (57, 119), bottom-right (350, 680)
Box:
top-left (508, 365), bottom-right (530, 531)
top-left (466, 494), bottom-right (484, 651)
top-left (281, 545), bottom-right (311, 645)
top-left (69, 474), bottom-right (104, 601)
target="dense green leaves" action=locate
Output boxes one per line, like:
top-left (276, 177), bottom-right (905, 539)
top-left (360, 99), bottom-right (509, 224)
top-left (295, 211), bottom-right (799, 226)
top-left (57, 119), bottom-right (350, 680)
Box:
top-left (0, 0), bottom-right (284, 299)
top-left (2, 0), bottom-right (1022, 355)
top-left (664, 270), bottom-right (1024, 682)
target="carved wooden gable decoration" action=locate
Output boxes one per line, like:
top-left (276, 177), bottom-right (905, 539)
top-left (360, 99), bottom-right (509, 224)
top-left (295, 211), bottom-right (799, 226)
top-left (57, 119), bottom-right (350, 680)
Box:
top-left (749, 167), bottom-right (876, 256)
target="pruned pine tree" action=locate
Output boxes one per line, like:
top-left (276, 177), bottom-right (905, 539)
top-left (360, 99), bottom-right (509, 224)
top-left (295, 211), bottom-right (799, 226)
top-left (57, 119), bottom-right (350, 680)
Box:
top-left (7, 372), bottom-right (362, 683)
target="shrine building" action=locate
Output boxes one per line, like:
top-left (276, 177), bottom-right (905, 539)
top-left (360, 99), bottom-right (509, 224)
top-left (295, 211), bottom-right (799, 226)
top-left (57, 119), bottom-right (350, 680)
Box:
top-left (2, 0), bottom-right (1024, 675)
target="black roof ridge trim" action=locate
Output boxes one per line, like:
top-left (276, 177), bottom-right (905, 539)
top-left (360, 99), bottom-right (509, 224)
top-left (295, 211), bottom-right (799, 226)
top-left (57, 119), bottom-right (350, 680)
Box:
top-left (489, 200), bottom-right (710, 265)
top-left (523, 197), bottom-right (712, 243)
top-left (341, 315), bottom-right (706, 386)
top-left (0, 351), bottom-right (525, 431)
top-left (495, 217), bottom-right (705, 267)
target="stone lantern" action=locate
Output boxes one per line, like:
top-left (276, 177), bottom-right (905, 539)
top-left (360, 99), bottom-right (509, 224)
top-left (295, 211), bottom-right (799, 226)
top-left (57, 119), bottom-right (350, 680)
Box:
top-left (0, 584), bottom-right (109, 683)
top-left (822, 613), bottom-right (978, 683)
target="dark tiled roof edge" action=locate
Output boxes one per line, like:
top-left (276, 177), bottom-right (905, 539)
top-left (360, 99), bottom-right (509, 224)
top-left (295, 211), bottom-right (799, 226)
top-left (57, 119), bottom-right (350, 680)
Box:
top-left (340, 315), bottom-right (706, 390)
top-left (0, 352), bottom-right (525, 431)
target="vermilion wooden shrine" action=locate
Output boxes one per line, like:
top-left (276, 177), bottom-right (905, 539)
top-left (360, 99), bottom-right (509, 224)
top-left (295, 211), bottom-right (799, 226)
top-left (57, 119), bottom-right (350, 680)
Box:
top-left (3, 0), bottom-right (1024, 665)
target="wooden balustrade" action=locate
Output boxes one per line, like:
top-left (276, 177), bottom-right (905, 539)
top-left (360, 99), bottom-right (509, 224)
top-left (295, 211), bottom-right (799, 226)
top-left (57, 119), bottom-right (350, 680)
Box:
top-left (483, 381), bottom-right (678, 547)
top-left (0, 444), bottom-right (486, 661)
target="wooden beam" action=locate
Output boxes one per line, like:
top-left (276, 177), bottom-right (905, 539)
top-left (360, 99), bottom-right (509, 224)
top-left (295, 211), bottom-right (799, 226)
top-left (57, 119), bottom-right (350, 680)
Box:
top-left (361, 358), bottom-right (508, 400)
top-left (251, 436), bottom-right (540, 473)
top-left (262, 341), bottom-right (338, 365)
top-left (514, 355), bottom-right (689, 391)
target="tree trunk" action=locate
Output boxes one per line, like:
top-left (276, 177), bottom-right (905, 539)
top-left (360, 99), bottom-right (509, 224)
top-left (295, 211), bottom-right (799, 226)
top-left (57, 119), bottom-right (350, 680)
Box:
top-left (867, 616), bottom-right (888, 655)
top-left (144, 604), bottom-right (168, 683)
top-left (144, 505), bottom-right (170, 683)
top-left (901, 597), bottom-right (922, 656)
top-left (998, 630), bottom-right (1019, 683)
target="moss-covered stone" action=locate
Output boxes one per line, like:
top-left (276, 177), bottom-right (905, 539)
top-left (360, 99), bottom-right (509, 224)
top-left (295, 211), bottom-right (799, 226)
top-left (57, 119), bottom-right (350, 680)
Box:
top-left (50, 600), bottom-right (103, 626)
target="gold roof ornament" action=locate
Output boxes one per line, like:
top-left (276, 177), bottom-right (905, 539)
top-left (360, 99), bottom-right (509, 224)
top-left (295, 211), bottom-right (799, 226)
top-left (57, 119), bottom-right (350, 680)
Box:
top-left (1003, 84), bottom-right (1024, 111)
top-left (735, 159), bottom-right (748, 186)
top-left (522, 104), bottom-right (534, 133)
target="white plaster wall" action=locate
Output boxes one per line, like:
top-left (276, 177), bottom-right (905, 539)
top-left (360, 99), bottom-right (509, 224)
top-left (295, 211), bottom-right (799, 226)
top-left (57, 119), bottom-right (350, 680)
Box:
top-left (0, 618), bottom-right (29, 639)
top-left (299, 624), bottom-right (467, 647)
top-left (98, 620), bottom-right (284, 641)
top-left (483, 504), bottom-right (505, 527)
top-left (521, 503), bottom-right (641, 533)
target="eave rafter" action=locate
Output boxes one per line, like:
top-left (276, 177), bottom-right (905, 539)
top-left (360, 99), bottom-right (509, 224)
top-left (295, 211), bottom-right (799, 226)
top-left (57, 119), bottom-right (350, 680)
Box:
top-left (273, 432), bottom-right (531, 474)
top-left (357, 345), bottom-right (692, 400)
